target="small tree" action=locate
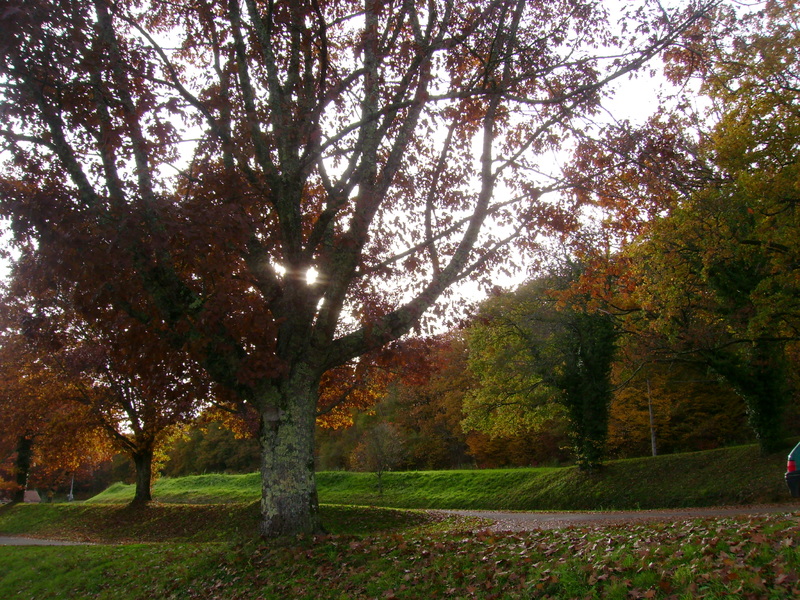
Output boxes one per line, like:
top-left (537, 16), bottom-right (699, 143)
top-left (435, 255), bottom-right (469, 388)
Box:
top-left (350, 423), bottom-right (405, 495)
top-left (0, 326), bottom-right (113, 502)
top-left (1, 294), bottom-right (210, 505)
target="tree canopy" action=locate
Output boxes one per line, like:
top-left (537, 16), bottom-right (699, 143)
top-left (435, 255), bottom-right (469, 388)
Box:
top-left (564, 0), bottom-right (800, 453)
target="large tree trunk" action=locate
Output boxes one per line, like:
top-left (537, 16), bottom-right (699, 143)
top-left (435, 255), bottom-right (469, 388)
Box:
top-left (130, 448), bottom-right (154, 505)
top-left (12, 435), bottom-right (33, 504)
top-left (258, 366), bottom-right (323, 538)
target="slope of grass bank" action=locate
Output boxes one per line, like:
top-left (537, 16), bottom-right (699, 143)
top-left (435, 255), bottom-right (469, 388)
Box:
top-left (88, 473), bottom-right (262, 505)
top-left (88, 442), bottom-right (794, 510)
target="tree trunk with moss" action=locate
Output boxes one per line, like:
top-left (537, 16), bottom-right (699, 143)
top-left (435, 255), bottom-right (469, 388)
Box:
top-left (257, 367), bottom-right (324, 537)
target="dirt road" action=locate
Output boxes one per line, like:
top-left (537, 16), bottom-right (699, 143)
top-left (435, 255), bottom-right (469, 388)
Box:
top-left (439, 503), bottom-right (800, 532)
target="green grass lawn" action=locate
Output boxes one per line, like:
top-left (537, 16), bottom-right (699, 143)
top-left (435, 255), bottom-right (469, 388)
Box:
top-left (88, 441), bottom-right (792, 510)
top-left (2, 442), bottom-right (799, 599)
top-left (2, 505), bottom-right (800, 599)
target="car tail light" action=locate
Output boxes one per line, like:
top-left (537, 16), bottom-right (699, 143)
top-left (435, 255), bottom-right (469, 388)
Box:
top-left (788, 459), bottom-right (797, 473)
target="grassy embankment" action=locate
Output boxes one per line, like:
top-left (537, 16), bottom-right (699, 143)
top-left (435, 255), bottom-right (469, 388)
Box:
top-left (88, 441), bottom-right (792, 510)
top-left (1, 442), bottom-right (799, 599)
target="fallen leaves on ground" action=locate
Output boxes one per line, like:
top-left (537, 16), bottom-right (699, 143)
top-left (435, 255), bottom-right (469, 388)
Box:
top-left (171, 511), bottom-right (800, 600)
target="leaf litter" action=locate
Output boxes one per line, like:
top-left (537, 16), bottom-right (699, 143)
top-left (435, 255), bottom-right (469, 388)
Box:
top-left (169, 511), bottom-right (800, 599)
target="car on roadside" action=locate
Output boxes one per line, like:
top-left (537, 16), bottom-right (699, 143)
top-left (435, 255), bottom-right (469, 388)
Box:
top-left (786, 441), bottom-right (800, 497)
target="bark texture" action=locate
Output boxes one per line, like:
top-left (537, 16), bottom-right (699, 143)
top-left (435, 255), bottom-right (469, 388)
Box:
top-left (258, 368), bottom-right (324, 537)
top-left (131, 448), bottom-right (154, 505)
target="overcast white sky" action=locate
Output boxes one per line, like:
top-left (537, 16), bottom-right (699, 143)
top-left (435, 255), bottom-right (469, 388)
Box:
top-left (0, 79), bottom-right (675, 292)
top-left (0, 221), bottom-right (12, 284)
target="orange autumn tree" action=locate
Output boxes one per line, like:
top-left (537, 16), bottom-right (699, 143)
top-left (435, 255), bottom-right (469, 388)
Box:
top-left (0, 0), bottom-right (712, 536)
top-left (386, 334), bottom-right (476, 469)
top-left (0, 322), bottom-right (111, 502)
top-left (316, 355), bottom-right (394, 431)
top-left (1, 288), bottom-right (211, 505)
top-left (607, 332), bottom-right (751, 458)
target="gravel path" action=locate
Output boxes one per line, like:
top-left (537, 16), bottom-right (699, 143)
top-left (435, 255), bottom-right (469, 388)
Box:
top-left (0, 536), bottom-right (91, 546)
top-left (437, 503), bottom-right (800, 532)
